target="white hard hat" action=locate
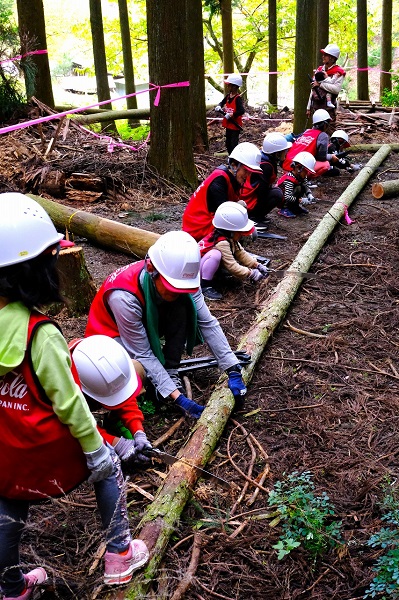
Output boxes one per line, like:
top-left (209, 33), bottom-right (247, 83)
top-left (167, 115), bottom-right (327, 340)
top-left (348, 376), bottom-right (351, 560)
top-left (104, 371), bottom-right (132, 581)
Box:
top-left (292, 151), bottom-right (316, 174)
top-left (321, 43), bottom-right (340, 59)
top-left (229, 142), bottom-right (262, 172)
top-left (147, 231), bottom-right (200, 292)
top-left (262, 132), bottom-right (292, 154)
top-left (312, 108), bottom-right (331, 125)
top-left (72, 335), bottom-right (140, 407)
top-left (225, 73), bottom-right (243, 87)
top-left (0, 192), bottom-right (64, 267)
top-left (212, 201), bottom-right (255, 233)
top-left (331, 129), bottom-right (350, 146)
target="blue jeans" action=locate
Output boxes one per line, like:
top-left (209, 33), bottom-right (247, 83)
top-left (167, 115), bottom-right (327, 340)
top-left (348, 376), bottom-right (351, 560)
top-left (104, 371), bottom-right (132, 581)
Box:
top-left (0, 447), bottom-right (130, 598)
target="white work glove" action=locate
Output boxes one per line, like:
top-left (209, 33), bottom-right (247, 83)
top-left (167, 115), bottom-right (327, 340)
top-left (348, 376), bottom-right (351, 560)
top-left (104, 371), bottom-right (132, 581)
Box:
top-left (85, 444), bottom-right (114, 483)
top-left (225, 112), bottom-right (232, 119)
top-left (256, 263), bottom-right (270, 277)
top-left (301, 193), bottom-right (317, 206)
top-left (114, 437), bottom-right (136, 462)
top-left (215, 105), bottom-right (224, 113)
top-left (249, 268), bottom-right (264, 282)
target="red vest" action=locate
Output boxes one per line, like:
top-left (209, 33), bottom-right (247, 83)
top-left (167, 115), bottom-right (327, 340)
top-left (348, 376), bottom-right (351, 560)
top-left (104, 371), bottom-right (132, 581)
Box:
top-left (0, 313), bottom-right (89, 500)
top-left (277, 172), bottom-right (299, 188)
top-left (239, 174), bottom-right (261, 211)
top-left (85, 262), bottom-right (145, 338)
top-left (222, 94), bottom-right (243, 130)
top-left (182, 169), bottom-right (238, 241)
top-left (282, 129), bottom-right (321, 171)
top-left (198, 232), bottom-right (227, 257)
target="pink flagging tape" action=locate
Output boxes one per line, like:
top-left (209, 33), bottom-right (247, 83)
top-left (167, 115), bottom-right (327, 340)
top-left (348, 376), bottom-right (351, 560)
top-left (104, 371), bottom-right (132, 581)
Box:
top-left (150, 81), bottom-right (190, 106)
top-left (0, 49), bottom-right (48, 65)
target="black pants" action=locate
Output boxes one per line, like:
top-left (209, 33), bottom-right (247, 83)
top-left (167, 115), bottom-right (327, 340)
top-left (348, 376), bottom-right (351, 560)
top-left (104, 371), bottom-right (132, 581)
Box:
top-left (158, 297), bottom-right (189, 369)
top-left (248, 187), bottom-right (284, 221)
top-left (225, 128), bottom-right (240, 154)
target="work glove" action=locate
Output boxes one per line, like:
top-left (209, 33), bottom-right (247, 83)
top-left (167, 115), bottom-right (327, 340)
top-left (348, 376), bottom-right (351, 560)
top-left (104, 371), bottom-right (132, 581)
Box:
top-left (175, 394), bottom-right (204, 419)
top-left (256, 263), bottom-right (270, 277)
top-left (134, 431), bottom-right (153, 464)
top-left (301, 194), bottom-right (316, 206)
top-left (85, 443), bottom-right (114, 483)
top-left (225, 112), bottom-right (232, 119)
top-left (215, 105), bottom-right (224, 113)
top-left (114, 437), bottom-right (136, 462)
top-left (249, 268), bottom-right (264, 282)
top-left (227, 366), bottom-right (247, 407)
top-left (338, 157), bottom-right (350, 168)
top-left (348, 163), bottom-right (362, 172)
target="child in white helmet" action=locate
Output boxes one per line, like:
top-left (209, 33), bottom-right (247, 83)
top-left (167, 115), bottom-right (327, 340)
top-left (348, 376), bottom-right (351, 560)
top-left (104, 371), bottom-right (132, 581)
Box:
top-left (214, 73), bottom-right (245, 153)
top-left (0, 193), bottom-right (149, 600)
top-left (69, 335), bottom-right (153, 466)
top-left (328, 130), bottom-right (362, 174)
top-left (199, 202), bottom-right (269, 300)
top-left (277, 152), bottom-right (318, 218)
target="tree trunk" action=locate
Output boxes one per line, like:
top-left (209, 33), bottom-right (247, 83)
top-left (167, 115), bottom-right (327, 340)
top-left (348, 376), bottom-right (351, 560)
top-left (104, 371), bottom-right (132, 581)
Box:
top-left (146, 0), bottom-right (198, 189)
top-left (220, 0), bottom-right (234, 79)
top-left (187, 0), bottom-right (208, 153)
top-left (314, 0), bottom-right (329, 67)
top-left (372, 179), bottom-right (399, 199)
top-left (357, 0), bottom-right (369, 100)
top-left (124, 146), bottom-right (392, 599)
top-left (380, 0), bottom-right (393, 97)
top-left (268, 0), bottom-right (278, 107)
top-left (89, 0), bottom-right (115, 132)
top-left (118, 0), bottom-right (139, 127)
top-left (16, 0), bottom-right (54, 107)
top-left (293, 0), bottom-right (316, 133)
top-left (27, 194), bottom-right (160, 258)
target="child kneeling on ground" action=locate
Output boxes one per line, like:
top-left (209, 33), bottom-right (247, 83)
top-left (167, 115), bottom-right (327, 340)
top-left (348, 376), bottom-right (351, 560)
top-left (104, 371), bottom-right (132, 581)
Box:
top-left (277, 152), bottom-right (318, 219)
top-left (199, 201), bottom-right (269, 300)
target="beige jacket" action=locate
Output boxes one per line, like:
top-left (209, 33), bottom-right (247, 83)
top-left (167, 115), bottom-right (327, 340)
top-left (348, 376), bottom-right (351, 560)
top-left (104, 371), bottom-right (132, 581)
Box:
top-left (214, 238), bottom-right (258, 280)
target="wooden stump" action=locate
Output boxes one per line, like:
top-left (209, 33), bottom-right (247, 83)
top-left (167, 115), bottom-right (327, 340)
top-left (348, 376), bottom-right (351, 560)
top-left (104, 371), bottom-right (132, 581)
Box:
top-left (372, 179), bottom-right (399, 199)
top-left (49, 245), bottom-right (97, 317)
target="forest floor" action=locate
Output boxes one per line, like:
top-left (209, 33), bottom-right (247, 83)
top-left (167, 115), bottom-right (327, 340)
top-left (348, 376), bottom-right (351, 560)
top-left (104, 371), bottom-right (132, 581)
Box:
top-left (1, 104), bottom-right (399, 600)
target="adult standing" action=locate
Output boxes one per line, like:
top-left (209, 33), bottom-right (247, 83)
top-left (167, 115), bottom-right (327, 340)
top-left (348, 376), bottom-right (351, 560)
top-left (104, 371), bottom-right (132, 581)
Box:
top-left (306, 43), bottom-right (346, 134)
top-left (85, 231), bottom-right (248, 418)
top-left (182, 142), bottom-right (262, 242)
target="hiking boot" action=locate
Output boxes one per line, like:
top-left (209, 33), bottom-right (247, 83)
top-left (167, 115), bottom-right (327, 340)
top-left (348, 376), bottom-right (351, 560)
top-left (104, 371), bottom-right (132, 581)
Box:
top-left (202, 286), bottom-right (223, 301)
top-left (104, 540), bottom-right (149, 586)
top-left (324, 165), bottom-right (341, 176)
top-left (3, 568), bottom-right (48, 600)
top-left (278, 207), bottom-right (296, 218)
top-left (253, 219), bottom-right (270, 230)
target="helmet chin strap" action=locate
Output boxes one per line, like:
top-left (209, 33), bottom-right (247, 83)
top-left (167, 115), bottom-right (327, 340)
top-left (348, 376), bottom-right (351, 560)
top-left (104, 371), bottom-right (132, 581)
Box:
top-left (144, 255), bottom-right (159, 280)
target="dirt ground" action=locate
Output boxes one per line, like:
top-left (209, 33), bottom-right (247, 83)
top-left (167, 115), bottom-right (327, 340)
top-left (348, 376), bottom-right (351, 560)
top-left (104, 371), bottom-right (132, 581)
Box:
top-left (1, 106), bottom-right (399, 600)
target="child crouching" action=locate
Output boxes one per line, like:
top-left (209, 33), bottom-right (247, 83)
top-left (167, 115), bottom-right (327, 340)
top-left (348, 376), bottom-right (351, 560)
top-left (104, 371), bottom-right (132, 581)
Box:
top-left (277, 152), bottom-right (318, 218)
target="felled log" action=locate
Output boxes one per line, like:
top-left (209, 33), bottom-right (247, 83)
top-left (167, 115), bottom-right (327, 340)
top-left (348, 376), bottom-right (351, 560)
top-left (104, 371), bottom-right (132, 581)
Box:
top-left (27, 193), bottom-right (160, 258)
top-left (72, 108), bottom-right (151, 124)
top-left (125, 145), bottom-right (393, 599)
top-left (67, 172), bottom-right (104, 192)
top-left (347, 143), bottom-right (399, 153)
top-left (49, 245), bottom-right (97, 316)
top-left (38, 170), bottom-right (66, 197)
top-left (372, 179), bottom-right (399, 199)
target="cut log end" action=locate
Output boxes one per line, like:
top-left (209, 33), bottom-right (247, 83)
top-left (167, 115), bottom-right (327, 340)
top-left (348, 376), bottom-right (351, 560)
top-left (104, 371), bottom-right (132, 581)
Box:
top-left (371, 182), bottom-right (384, 198)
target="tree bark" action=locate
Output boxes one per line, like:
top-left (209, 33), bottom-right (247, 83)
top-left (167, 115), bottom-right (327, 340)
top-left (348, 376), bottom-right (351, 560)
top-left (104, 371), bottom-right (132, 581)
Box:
top-left (372, 179), bottom-right (399, 199)
top-left (187, 0), bottom-right (208, 153)
top-left (268, 0), bottom-right (278, 107)
top-left (16, 0), bottom-right (54, 107)
top-left (118, 0), bottom-right (139, 126)
top-left (27, 194), bottom-right (159, 258)
top-left (123, 145), bottom-right (392, 599)
top-left (146, 0), bottom-right (198, 189)
top-left (380, 0), bottom-right (393, 97)
top-left (357, 0), bottom-right (369, 101)
top-left (314, 0), bottom-right (329, 67)
top-left (293, 0), bottom-right (316, 133)
top-left (220, 0), bottom-right (234, 79)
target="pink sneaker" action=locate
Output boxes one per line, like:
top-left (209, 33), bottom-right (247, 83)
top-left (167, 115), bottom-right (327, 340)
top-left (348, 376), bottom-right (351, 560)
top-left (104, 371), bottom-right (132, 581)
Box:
top-left (3, 568), bottom-right (48, 600)
top-left (104, 539), bottom-right (149, 586)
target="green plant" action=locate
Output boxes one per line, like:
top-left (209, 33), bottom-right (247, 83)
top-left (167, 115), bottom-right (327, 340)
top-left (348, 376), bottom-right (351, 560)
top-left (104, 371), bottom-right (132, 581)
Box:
top-left (364, 483), bottom-right (399, 599)
top-left (267, 471), bottom-right (343, 559)
top-left (381, 73), bottom-right (399, 108)
top-left (137, 395), bottom-right (156, 416)
top-left (117, 121), bottom-right (150, 142)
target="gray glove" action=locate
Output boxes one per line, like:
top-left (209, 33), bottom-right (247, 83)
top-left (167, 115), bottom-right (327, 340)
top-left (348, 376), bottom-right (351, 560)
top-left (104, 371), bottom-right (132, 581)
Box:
top-left (301, 194), bottom-right (316, 206)
top-left (134, 431), bottom-right (152, 464)
top-left (215, 105), bottom-right (224, 113)
top-left (114, 437), bottom-right (136, 462)
top-left (256, 263), bottom-right (270, 277)
top-left (225, 112), bottom-right (232, 119)
top-left (85, 444), bottom-right (114, 483)
top-left (249, 268), bottom-right (264, 282)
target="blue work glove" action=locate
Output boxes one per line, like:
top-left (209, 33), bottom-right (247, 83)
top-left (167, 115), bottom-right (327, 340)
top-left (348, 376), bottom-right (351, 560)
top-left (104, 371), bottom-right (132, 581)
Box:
top-left (227, 366), bottom-right (247, 406)
top-left (114, 437), bottom-right (136, 462)
top-left (85, 443), bottom-right (114, 483)
top-left (175, 394), bottom-right (204, 419)
top-left (134, 431), bottom-right (152, 464)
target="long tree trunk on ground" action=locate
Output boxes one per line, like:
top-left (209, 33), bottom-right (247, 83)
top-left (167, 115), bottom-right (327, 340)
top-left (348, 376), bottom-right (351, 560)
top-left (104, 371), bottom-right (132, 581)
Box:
top-left (89, 0), bottom-right (113, 121)
top-left (314, 0), bottom-right (329, 67)
top-left (146, 0), bottom-right (197, 189)
top-left (268, 0), bottom-right (277, 107)
top-left (187, 0), bottom-right (208, 153)
top-left (293, 0), bottom-right (316, 133)
top-left (357, 0), bottom-right (369, 100)
top-left (380, 0), bottom-right (392, 97)
top-left (122, 145), bottom-right (392, 599)
top-left (16, 0), bottom-right (54, 107)
top-left (118, 0), bottom-right (138, 126)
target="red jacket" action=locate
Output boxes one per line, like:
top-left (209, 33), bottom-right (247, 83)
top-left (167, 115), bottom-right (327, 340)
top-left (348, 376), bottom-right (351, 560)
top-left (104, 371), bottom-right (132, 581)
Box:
top-left (198, 231), bottom-right (228, 256)
top-left (182, 169), bottom-right (239, 241)
top-left (0, 313), bottom-right (89, 500)
top-left (222, 94), bottom-right (243, 130)
top-left (282, 129), bottom-right (321, 172)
